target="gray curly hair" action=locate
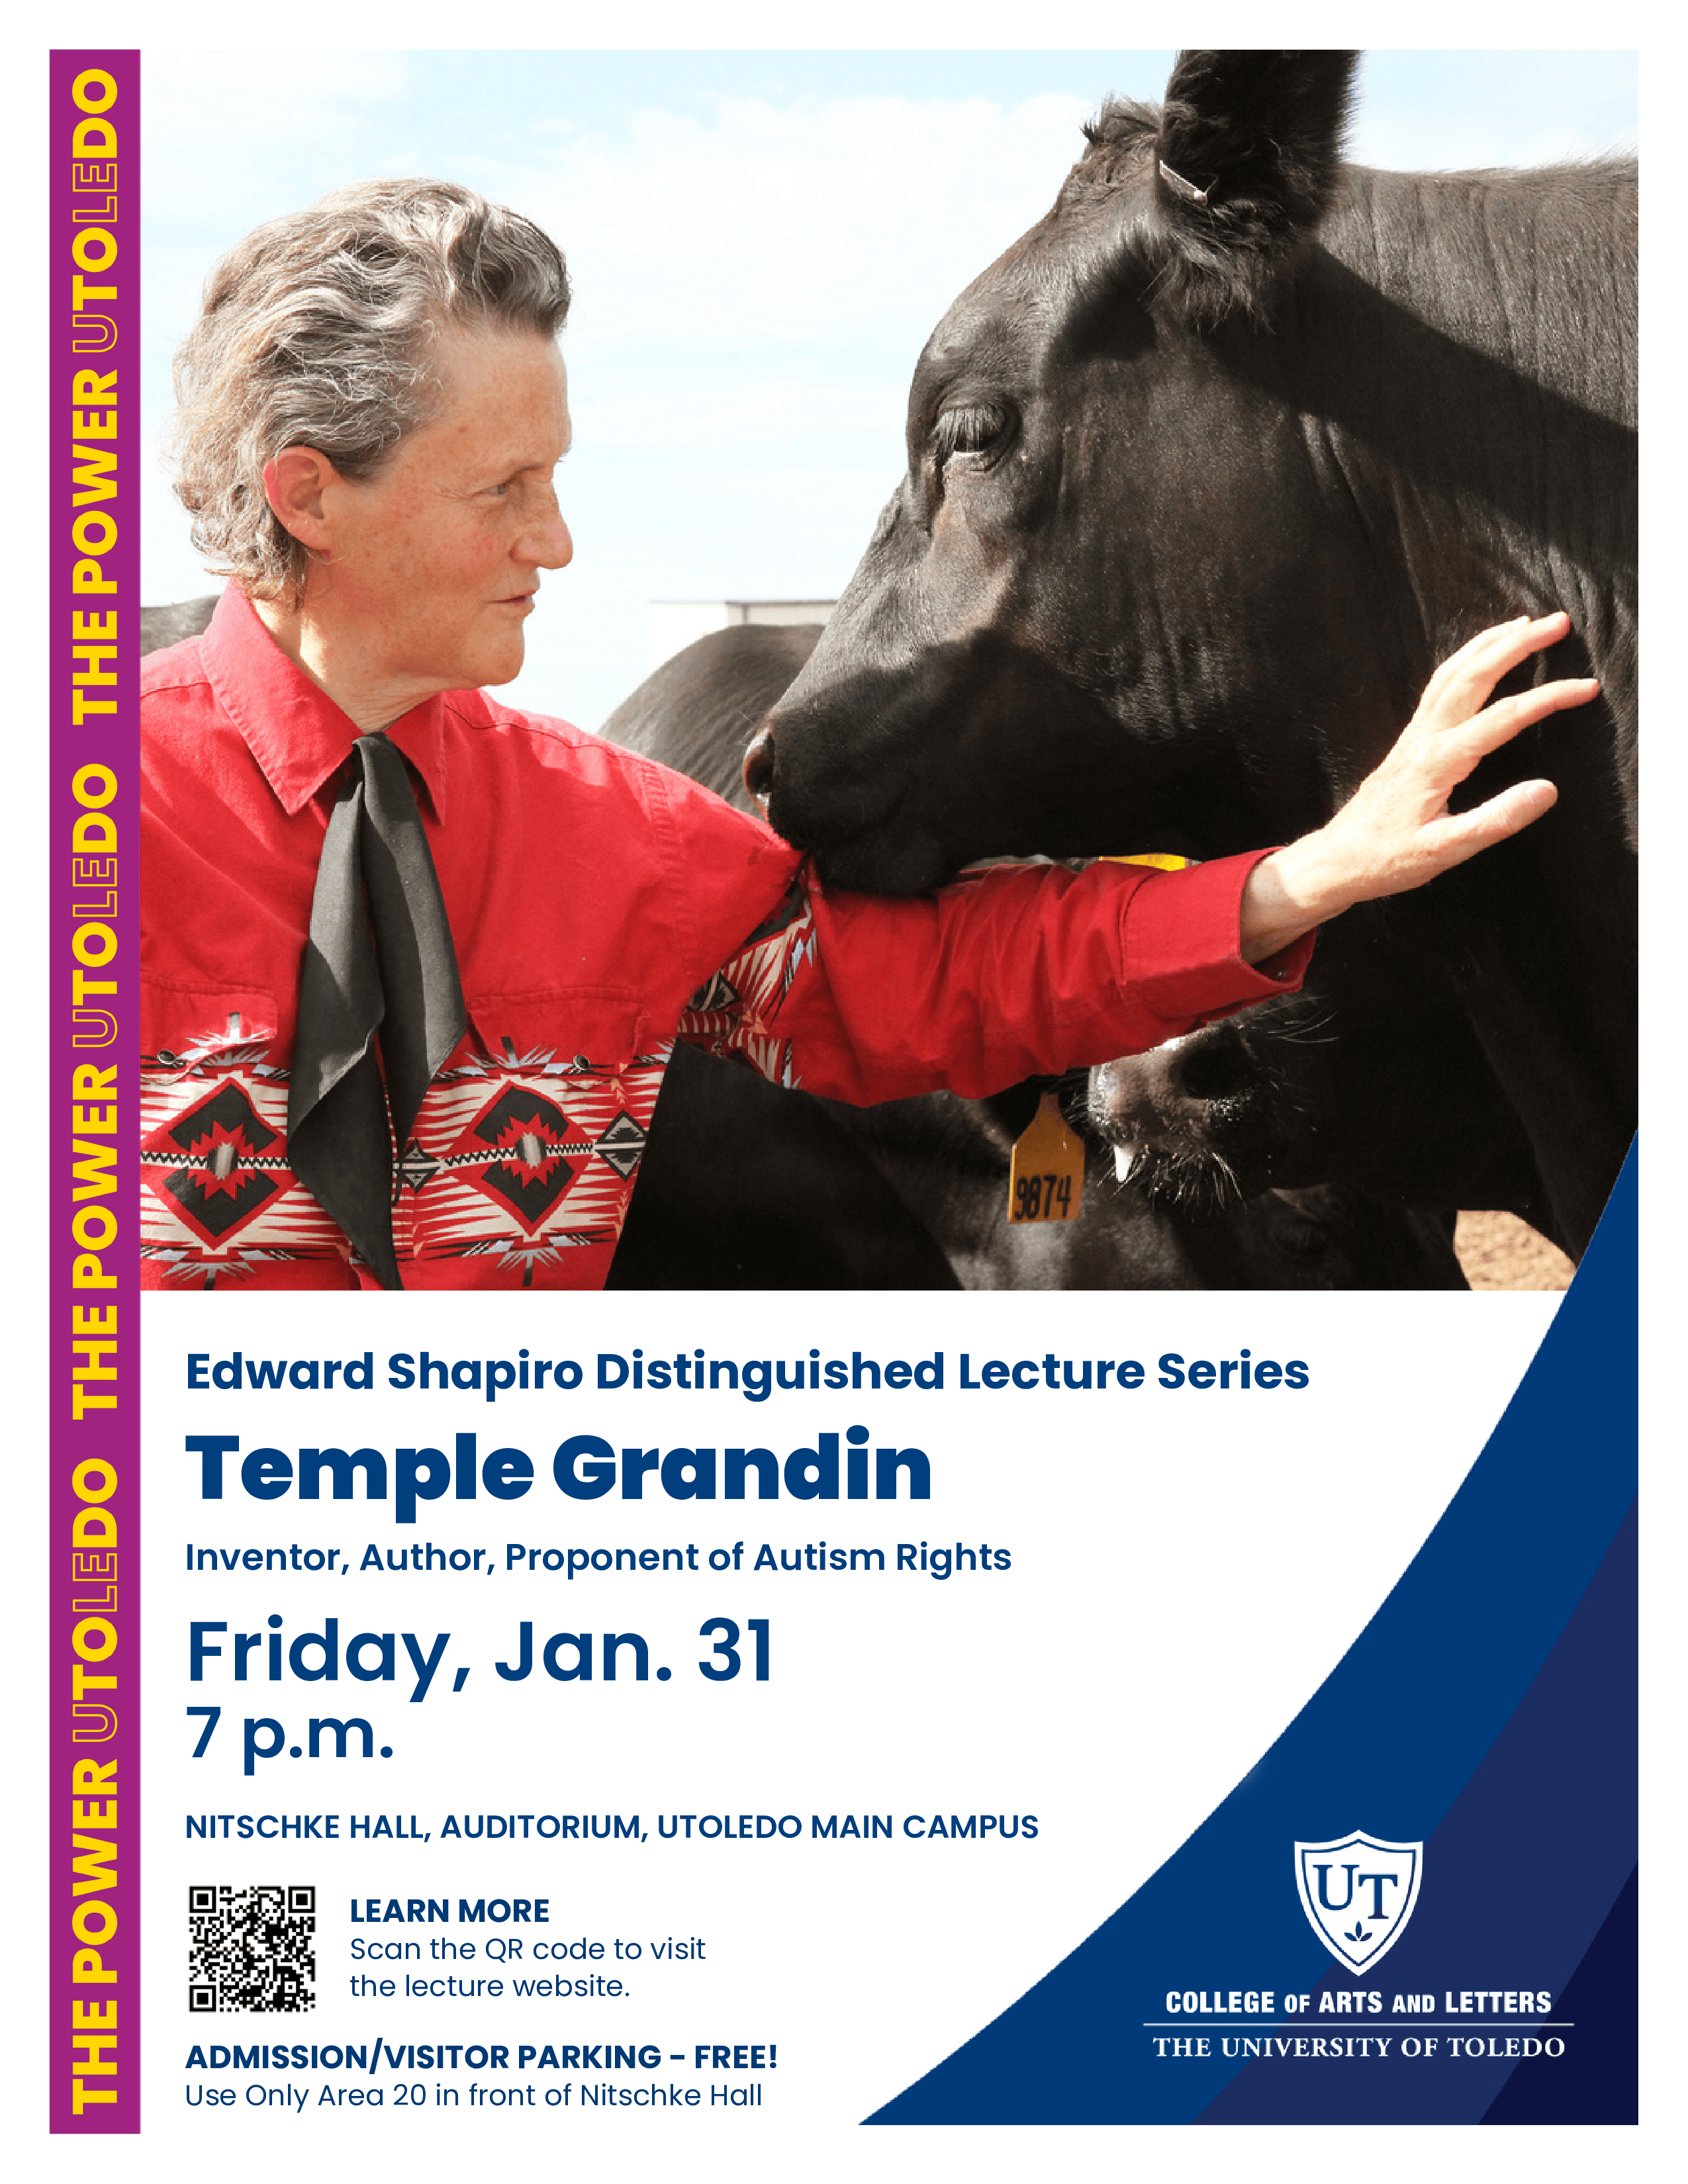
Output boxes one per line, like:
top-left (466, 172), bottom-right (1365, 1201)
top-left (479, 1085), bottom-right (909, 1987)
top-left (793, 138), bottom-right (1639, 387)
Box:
top-left (169, 179), bottom-right (571, 602)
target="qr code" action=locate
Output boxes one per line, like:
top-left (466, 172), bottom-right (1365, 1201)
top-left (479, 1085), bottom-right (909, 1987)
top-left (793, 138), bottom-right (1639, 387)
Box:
top-left (189, 1886), bottom-right (316, 2013)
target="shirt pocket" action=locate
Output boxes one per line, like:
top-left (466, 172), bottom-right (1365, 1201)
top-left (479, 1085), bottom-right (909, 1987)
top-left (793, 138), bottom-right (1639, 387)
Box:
top-left (140, 976), bottom-right (281, 1068)
top-left (465, 987), bottom-right (652, 1078)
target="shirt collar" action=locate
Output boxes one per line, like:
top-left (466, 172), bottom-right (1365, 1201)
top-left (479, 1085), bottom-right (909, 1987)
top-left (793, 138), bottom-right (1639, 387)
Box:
top-left (199, 585), bottom-right (453, 819)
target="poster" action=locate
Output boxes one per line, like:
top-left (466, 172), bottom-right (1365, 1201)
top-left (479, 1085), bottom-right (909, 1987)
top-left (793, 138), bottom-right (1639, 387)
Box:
top-left (16, 15), bottom-right (1664, 2181)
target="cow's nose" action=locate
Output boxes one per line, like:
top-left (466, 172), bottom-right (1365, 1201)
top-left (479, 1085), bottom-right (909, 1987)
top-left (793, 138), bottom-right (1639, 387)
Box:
top-left (1176, 1031), bottom-right (1256, 1104)
top-left (742, 724), bottom-right (776, 804)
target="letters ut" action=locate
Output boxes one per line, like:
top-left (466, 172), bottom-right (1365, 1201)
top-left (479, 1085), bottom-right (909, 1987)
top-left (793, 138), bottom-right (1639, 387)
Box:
top-left (1312, 1864), bottom-right (1400, 1922)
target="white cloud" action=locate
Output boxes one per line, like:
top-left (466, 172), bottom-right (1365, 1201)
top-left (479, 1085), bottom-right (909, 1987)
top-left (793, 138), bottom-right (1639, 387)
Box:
top-left (1352, 108), bottom-right (1636, 171)
top-left (144, 50), bottom-right (416, 228)
top-left (485, 90), bottom-right (1092, 360)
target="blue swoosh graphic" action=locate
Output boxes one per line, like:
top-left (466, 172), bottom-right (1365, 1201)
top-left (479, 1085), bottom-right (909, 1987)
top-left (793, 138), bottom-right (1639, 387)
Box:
top-left (868, 1149), bottom-right (1636, 2125)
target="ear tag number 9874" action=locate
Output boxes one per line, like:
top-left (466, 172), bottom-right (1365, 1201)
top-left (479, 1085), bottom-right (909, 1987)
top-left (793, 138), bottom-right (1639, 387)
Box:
top-left (1008, 1093), bottom-right (1084, 1224)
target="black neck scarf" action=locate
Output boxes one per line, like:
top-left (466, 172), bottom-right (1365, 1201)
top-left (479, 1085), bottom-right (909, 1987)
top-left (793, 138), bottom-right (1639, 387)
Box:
top-left (286, 731), bottom-right (467, 1290)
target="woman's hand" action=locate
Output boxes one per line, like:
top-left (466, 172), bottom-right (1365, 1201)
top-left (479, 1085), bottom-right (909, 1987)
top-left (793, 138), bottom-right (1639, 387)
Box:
top-left (1239, 611), bottom-right (1599, 964)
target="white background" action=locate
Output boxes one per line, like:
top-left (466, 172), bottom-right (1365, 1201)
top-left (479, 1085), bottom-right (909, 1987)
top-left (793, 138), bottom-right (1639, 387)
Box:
top-left (135, 1284), bottom-right (1551, 2173)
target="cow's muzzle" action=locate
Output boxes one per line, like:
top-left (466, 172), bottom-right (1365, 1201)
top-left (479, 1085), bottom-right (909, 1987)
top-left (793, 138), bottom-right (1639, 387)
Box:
top-left (1088, 1023), bottom-right (1267, 1188)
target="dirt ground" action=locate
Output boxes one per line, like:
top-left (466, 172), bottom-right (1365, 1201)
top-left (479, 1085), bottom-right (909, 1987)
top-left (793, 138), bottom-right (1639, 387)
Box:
top-left (1454, 1210), bottom-right (1575, 1291)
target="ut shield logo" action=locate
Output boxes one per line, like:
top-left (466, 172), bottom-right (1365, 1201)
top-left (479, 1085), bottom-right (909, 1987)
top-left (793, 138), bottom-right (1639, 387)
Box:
top-left (1294, 1833), bottom-right (1423, 1972)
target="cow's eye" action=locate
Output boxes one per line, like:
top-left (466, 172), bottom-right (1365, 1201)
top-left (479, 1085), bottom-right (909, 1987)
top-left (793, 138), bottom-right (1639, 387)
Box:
top-left (934, 401), bottom-right (1011, 466)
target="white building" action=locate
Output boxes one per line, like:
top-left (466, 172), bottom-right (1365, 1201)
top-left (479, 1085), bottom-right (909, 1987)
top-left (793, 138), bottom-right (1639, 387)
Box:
top-left (649, 599), bottom-right (835, 672)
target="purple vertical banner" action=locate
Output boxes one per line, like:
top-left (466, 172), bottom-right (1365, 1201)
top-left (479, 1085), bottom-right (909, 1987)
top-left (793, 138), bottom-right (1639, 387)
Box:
top-left (52, 49), bottom-right (140, 2137)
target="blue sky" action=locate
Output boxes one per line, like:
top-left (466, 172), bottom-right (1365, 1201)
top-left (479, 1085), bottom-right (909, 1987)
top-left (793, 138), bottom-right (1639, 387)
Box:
top-left (140, 49), bottom-right (1638, 730)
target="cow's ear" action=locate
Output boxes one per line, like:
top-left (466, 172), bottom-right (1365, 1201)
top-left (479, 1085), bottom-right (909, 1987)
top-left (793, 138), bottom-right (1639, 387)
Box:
top-left (1149, 49), bottom-right (1358, 324)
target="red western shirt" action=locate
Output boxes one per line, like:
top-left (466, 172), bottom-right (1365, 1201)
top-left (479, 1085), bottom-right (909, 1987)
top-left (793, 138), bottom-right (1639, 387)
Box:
top-left (140, 588), bottom-right (1311, 1289)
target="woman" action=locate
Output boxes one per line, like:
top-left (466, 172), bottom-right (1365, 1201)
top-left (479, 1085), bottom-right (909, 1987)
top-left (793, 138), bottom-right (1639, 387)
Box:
top-left (140, 180), bottom-right (1592, 1291)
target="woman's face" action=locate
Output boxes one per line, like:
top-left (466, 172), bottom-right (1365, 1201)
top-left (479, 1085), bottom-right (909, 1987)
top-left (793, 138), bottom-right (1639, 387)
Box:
top-left (311, 324), bottom-right (573, 698)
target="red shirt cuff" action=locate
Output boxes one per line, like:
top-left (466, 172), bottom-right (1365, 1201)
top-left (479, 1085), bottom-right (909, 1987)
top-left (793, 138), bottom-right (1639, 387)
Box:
top-left (1119, 849), bottom-right (1315, 1019)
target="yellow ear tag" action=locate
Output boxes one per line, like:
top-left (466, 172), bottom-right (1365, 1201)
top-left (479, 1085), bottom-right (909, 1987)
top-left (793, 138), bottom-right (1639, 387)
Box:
top-left (1100, 852), bottom-right (1192, 871)
top-left (1008, 1092), bottom-right (1085, 1224)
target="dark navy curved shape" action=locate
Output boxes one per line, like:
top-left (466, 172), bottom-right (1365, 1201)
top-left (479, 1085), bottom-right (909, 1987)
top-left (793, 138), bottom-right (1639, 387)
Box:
top-left (1199, 1502), bottom-right (1635, 2121)
top-left (1482, 1863), bottom-right (1637, 2124)
top-left (868, 1149), bottom-right (1634, 2125)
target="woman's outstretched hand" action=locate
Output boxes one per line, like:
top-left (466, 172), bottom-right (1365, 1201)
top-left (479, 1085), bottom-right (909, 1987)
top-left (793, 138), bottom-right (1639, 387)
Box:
top-left (1239, 611), bottom-right (1599, 964)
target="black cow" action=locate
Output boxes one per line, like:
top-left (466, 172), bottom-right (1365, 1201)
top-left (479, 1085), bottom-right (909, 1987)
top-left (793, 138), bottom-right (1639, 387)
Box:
top-left (743, 50), bottom-right (1636, 1257)
top-left (604, 625), bottom-right (1466, 1290)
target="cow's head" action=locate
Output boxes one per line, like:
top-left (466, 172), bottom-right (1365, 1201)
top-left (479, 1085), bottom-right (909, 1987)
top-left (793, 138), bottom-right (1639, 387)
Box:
top-left (744, 49), bottom-right (1430, 893)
